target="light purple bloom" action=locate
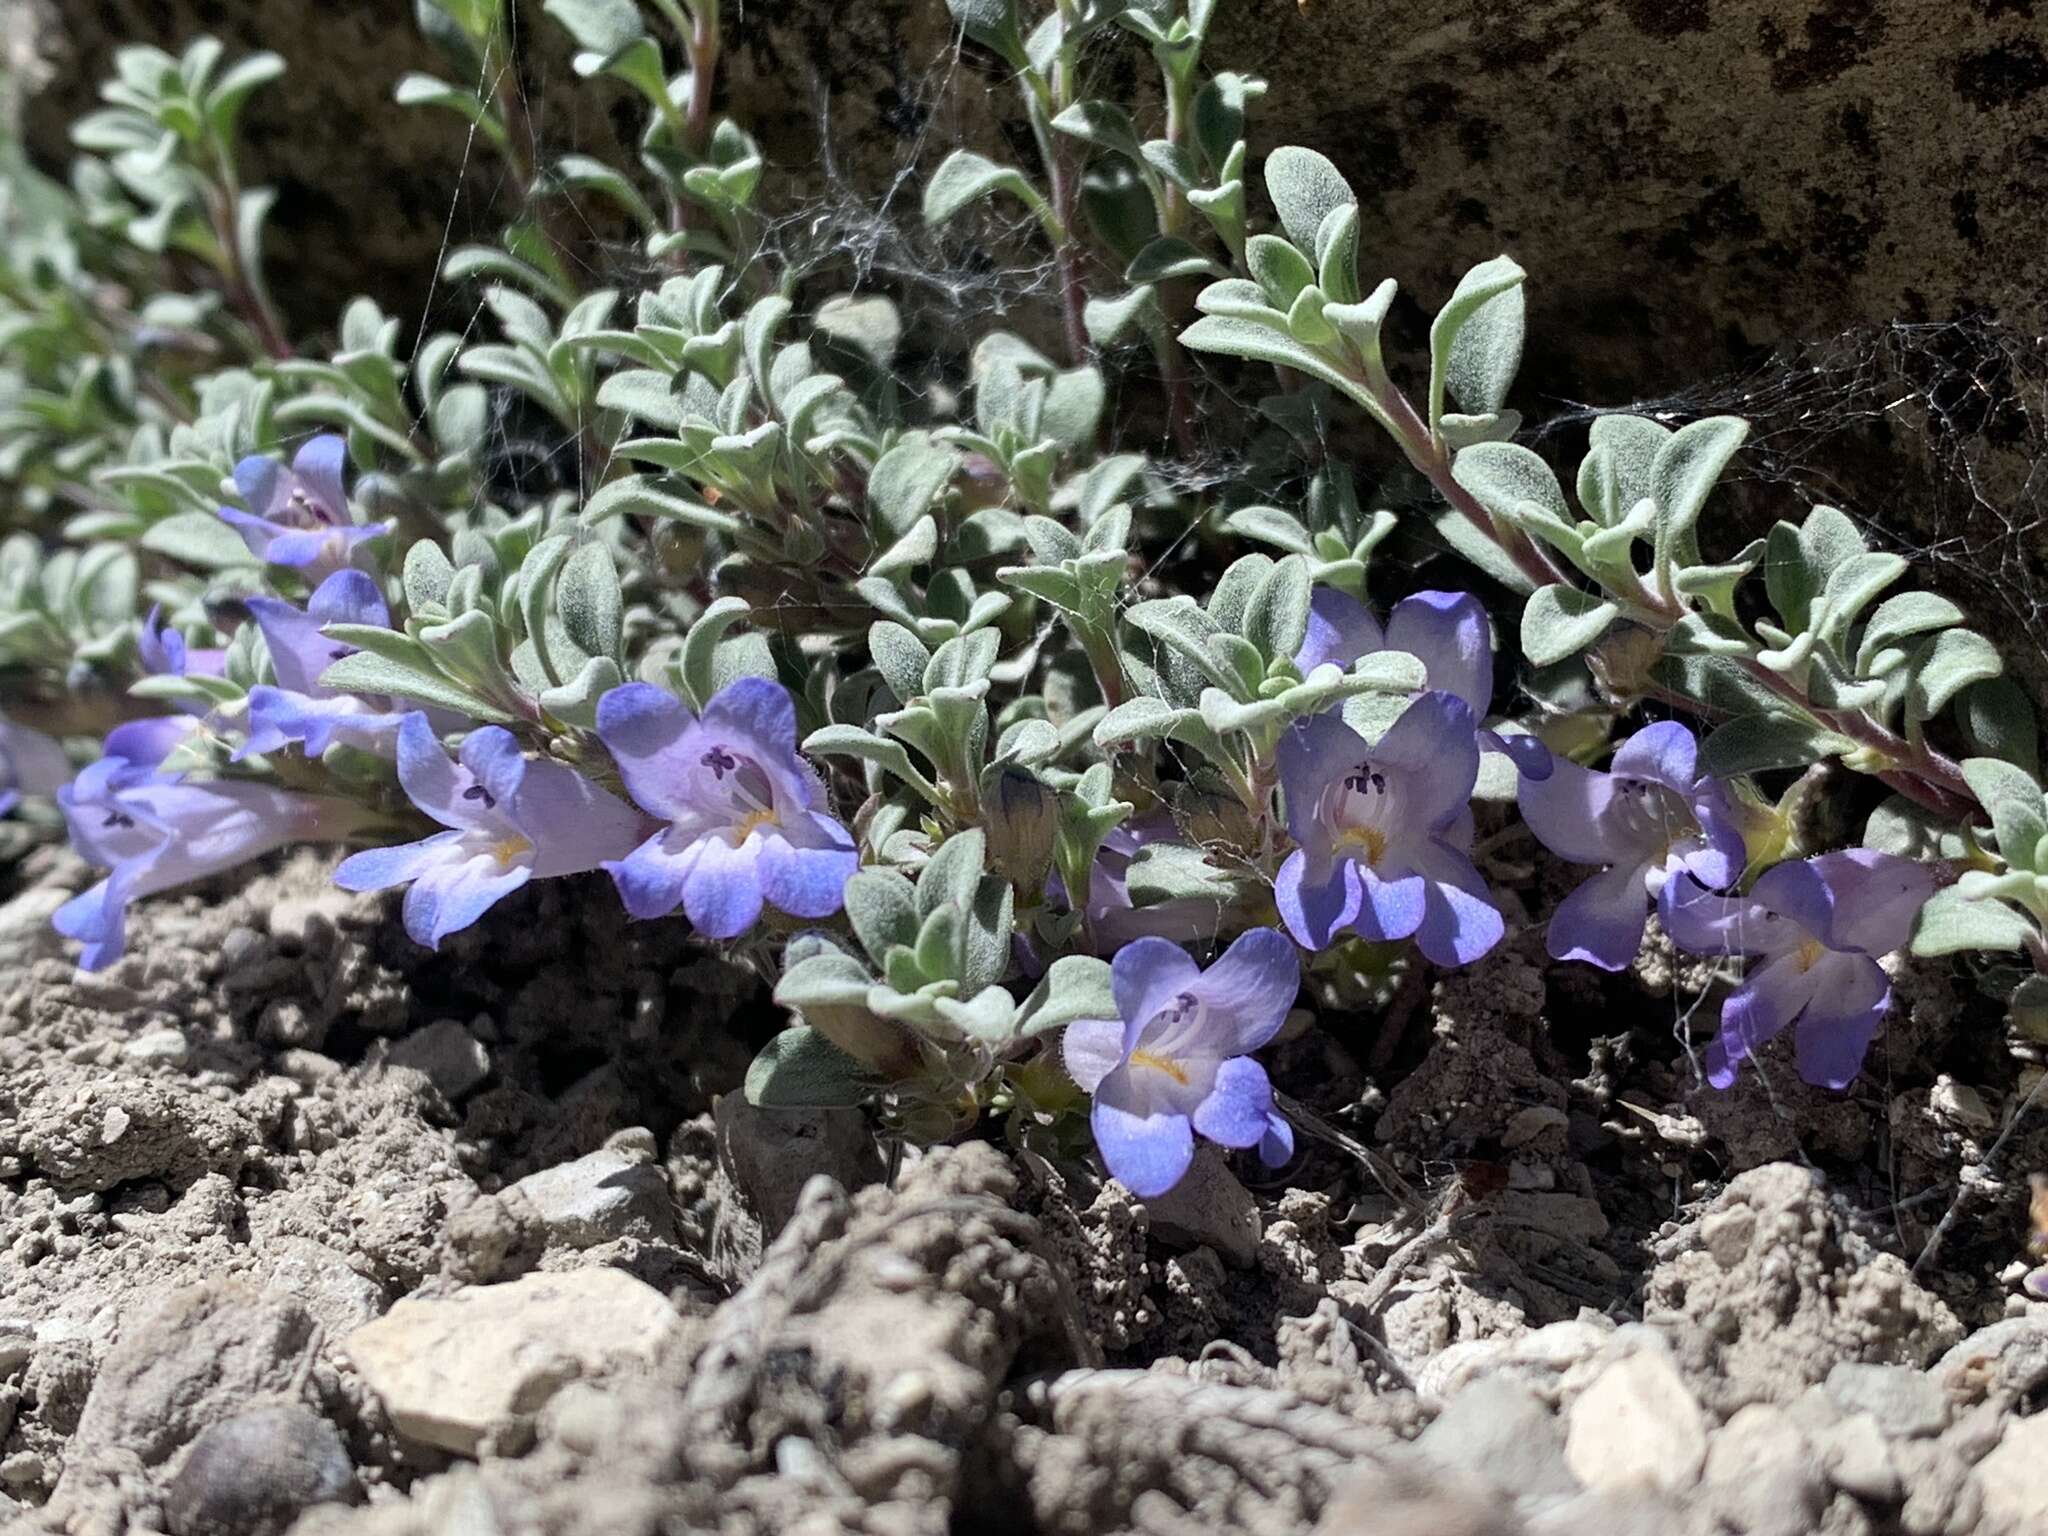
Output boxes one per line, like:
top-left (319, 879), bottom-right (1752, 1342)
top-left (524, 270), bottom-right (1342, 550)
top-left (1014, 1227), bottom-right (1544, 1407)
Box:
top-left (1519, 720), bottom-right (1746, 971)
top-left (1057, 812), bottom-right (1224, 952)
top-left (1297, 588), bottom-right (1493, 714)
top-left (334, 714), bottom-right (647, 951)
top-left (594, 679), bottom-right (859, 939)
top-left (1663, 849), bottom-right (1938, 1090)
top-left (1275, 692), bottom-right (1504, 967)
top-left (218, 435), bottom-right (392, 578)
top-left (100, 716), bottom-right (205, 772)
top-left (138, 606), bottom-right (227, 683)
top-left (53, 759), bottom-right (344, 969)
top-left (1063, 928), bottom-right (1300, 1198)
top-left (238, 570), bottom-right (418, 761)
top-left (0, 715), bottom-right (72, 815)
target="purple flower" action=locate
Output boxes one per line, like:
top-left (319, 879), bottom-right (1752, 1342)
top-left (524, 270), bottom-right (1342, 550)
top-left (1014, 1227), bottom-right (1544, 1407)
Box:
top-left (100, 716), bottom-right (205, 772)
top-left (334, 714), bottom-right (647, 950)
top-left (53, 759), bottom-right (347, 969)
top-left (238, 570), bottom-right (418, 761)
top-left (138, 606), bottom-right (227, 683)
top-left (1297, 587), bottom-right (1492, 713)
top-left (1519, 721), bottom-right (1746, 971)
top-left (1275, 692), bottom-right (1504, 967)
top-left (1663, 849), bottom-right (1938, 1090)
top-left (218, 436), bottom-right (392, 578)
top-left (594, 679), bottom-right (859, 939)
top-left (0, 715), bottom-right (72, 815)
top-left (1068, 812), bottom-right (1224, 952)
top-left (1063, 928), bottom-right (1300, 1197)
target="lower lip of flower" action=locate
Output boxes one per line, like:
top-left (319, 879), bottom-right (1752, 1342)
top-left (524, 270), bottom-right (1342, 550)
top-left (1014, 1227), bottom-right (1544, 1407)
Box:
top-left (490, 833), bottom-right (533, 865)
top-left (1129, 1049), bottom-right (1191, 1086)
top-left (732, 808), bottom-right (778, 841)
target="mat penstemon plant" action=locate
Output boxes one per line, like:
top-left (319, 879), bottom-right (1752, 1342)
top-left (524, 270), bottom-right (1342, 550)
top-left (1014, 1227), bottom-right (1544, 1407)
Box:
top-left (2, 0), bottom-right (2041, 1208)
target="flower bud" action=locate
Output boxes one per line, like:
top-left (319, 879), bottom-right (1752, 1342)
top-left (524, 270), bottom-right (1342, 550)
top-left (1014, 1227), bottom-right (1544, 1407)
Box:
top-left (981, 766), bottom-right (1060, 891)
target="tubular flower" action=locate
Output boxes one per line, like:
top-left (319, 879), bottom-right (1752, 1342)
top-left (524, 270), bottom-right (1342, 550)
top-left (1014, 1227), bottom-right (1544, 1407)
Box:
top-left (334, 715), bottom-right (646, 950)
top-left (594, 678), bottom-right (859, 939)
top-left (1063, 928), bottom-right (1300, 1198)
top-left (0, 715), bottom-right (72, 815)
top-left (238, 570), bottom-right (421, 761)
top-left (138, 606), bottom-right (227, 683)
top-left (1663, 849), bottom-right (1938, 1090)
top-left (218, 435), bottom-right (392, 577)
top-left (1275, 692), bottom-right (1504, 967)
top-left (1296, 587), bottom-right (1492, 714)
top-left (1518, 720), bottom-right (1746, 970)
top-left (54, 759), bottom-right (351, 969)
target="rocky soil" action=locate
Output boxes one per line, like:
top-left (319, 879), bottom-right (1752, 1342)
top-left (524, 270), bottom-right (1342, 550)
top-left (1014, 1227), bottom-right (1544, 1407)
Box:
top-left (2, 837), bottom-right (2047, 1536)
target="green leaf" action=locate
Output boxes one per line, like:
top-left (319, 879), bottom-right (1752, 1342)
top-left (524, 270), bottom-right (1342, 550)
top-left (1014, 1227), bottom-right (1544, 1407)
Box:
top-left (869, 621), bottom-right (931, 703)
top-left (1908, 628), bottom-right (2002, 723)
top-left (678, 597), bottom-right (751, 714)
top-left (1222, 504), bottom-right (1315, 557)
top-left (1856, 591), bottom-right (1964, 675)
top-left (403, 539), bottom-right (455, 614)
top-left (923, 150), bottom-right (1050, 230)
top-left (1960, 757), bottom-right (2047, 871)
top-left (538, 655), bottom-right (621, 728)
top-left (318, 650), bottom-right (513, 722)
top-left (1094, 695), bottom-right (1189, 746)
top-left (1012, 954), bottom-right (1116, 1038)
top-left (1246, 234), bottom-right (1315, 310)
top-left (844, 868), bottom-right (919, 970)
top-left (1701, 713), bottom-right (1856, 777)
top-left (542, 0), bottom-right (644, 58)
top-left (1911, 884), bottom-right (2037, 958)
top-left (1578, 415), bottom-right (1670, 526)
top-left (1449, 440), bottom-right (1580, 555)
top-left (744, 1025), bottom-right (880, 1108)
top-left (867, 437), bottom-right (957, 539)
top-left (1052, 99), bottom-right (1146, 161)
top-left (139, 511), bottom-right (260, 570)
top-left (1430, 255), bottom-right (1525, 428)
top-left (803, 723), bottom-right (945, 805)
top-left (1179, 315), bottom-right (1383, 426)
top-left (580, 475), bottom-right (739, 534)
top-left (1242, 553), bottom-right (1312, 662)
top-left (1647, 416), bottom-right (1747, 563)
top-left (1963, 676), bottom-right (2040, 779)
top-left (1262, 145), bottom-right (1354, 252)
top-left (556, 541), bottom-right (622, 663)
top-left (1521, 585), bottom-right (1618, 666)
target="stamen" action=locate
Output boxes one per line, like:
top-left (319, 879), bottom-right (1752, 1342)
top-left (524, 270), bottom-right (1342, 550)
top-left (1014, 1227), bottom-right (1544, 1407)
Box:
top-left (461, 784), bottom-right (496, 810)
top-left (102, 811), bottom-right (135, 829)
top-left (1129, 1049), bottom-right (1191, 1086)
top-left (702, 746), bottom-right (738, 779)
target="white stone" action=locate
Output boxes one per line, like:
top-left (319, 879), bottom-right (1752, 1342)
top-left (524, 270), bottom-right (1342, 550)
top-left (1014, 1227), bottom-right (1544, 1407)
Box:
top-left (507, 1147), bottom-right (675, 1250)
top-left (1563, 1350), bottom-right (1708, 1494)
top-left (342, 1269), bottom-right (679, 1456)
top-left (1975, 1412), bottom-right (2048, 1530)
top-left (387, 1020), bottom-right (491, 1102)
top-left (122, 1029), bottom-right (190, 1068)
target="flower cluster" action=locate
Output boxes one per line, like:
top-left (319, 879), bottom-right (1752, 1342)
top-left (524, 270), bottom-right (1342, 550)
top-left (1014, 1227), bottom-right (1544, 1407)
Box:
top-left (7, 0), bottom-right (2021, 1221)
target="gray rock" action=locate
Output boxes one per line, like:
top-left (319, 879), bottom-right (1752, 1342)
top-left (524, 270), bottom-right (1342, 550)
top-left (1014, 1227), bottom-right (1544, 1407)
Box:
top-left (1934, 1318), bottom-right (2048, 1408)
top-left (1817, 1412), bottom-right (1901, 1504)
top-left (386, 1020), bottom-right (491, 1102)
top-left (714, 1095), bottom-right (883, 1237)
top-left (1974, 1413), bottom-right (2048, 1533)
top-left (1824, 1362), bottom-right (1947, 1439)
top-left (505, 1145), bottom-right (677, 1251)
top-left (341, 1269), bottom-right (681, 1457)
top-left (1417, 1376), bottom-right (1578, 1503)
top-left (1563, 1350), bottom-right (1709, 1496)
top-left (164, 1401), bottom-right (357, 1536)
top-left (1700, 1403), bottom-right (1824, 1536)
top-left (1140, 1144), bottom-right (1262, 1269)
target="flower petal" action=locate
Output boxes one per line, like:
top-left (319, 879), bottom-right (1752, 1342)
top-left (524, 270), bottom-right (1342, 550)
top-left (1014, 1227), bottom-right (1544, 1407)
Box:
top-left (216, 505), bottom-right (284, 561)
top-left (1610, 719), bottom-right (1700, 791)
top-left (334, 831), bottom-right (463, 892)
top-left (679, 833), bottom-right (767, 939)
top-left (394, 713), bottom-right (468, 828)
top-left (1354, 864), bottom-right (1428, 943)
top-left (603, 832), bottom-right (694, 920)
top-left (1258, 1113), bottom-right (1295, 1168)
top-left (1546, 859), bottom-right (1651, 971)
top-left (232, 454), bottom-right (282, 515)
top-left (1277, 711), bottom-right (1369, 845)
top-left (1368, 691), bottom-right (1479, 831)
top-left (1517, 756), bottom-right (1630, 866)
top-left (1659, 873), bottom-right (1785, 959)
top-left (1704, 950), bottom-right (1818, 1087)
top-left (595, 682), bottom-right (699, 821)
top-left (1274, 848), bottom-right (1363, 950)
top-left (1791, 953), bottom-right (1891, 1090)
top-left (1412, 842), bottom-right (1505, 967)
top-left (292, 434), bottom-right (349, 516)
top-left (1294, 587), bottom-right (1384, 673)
top-left (1110, 936), bottom-right (1202, 1046)
top-left (1, 718), bottom-right (73, 793)
top-left (1191, 1055), bottom-right (1276, 1148)
top-left (758, 810), bottom-right (859, 918)
top-left (260, 528), bottom-right (336, 569)
top-left (514, 757), bottom-right (648, 878)
top-left (1186, 926), bottom-right (1300, 1053)
top-left (401, 856), bottom-right (531, 949)
top-left (1091, 1077), bottom-right (1196, 1198)
top-left (1062, 1015), bottom-right (1126, 1094)
top-left (1386, 590), bottom-right (1493, 715)
top-left (307, 568), bottom-right (390, 629)
top-left (1804, 848), bottom-right (1938, 956)
top-left (701, 677), bottom-right (801, 764)
top-left (1680, 780), bottom-right (1748, 891)
top-left (458, 728), bottom-right (528, 814)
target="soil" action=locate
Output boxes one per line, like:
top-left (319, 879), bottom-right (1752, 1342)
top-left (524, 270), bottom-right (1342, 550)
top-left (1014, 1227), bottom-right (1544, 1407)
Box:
top-left (4, 836), bottom-right (2048, 1535)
